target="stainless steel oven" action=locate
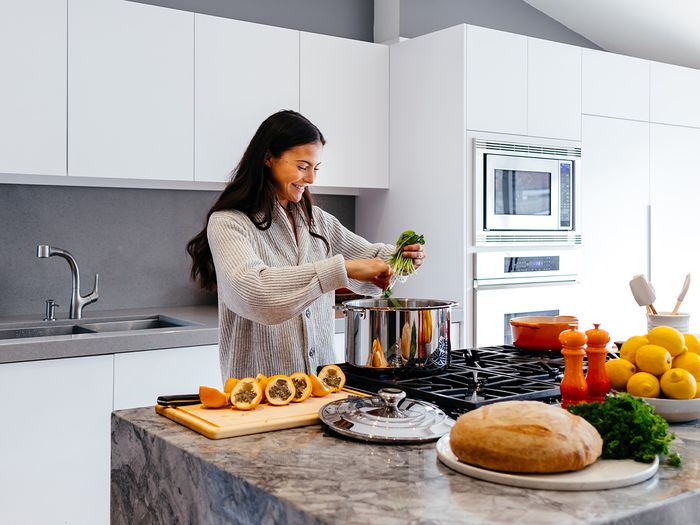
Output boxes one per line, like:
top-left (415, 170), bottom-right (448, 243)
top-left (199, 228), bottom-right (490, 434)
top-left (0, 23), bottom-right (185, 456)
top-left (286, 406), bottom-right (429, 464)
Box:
top-left (472, 248), bottom-right (581, 347)
top-left (474, 136), bottom-right (581, 246)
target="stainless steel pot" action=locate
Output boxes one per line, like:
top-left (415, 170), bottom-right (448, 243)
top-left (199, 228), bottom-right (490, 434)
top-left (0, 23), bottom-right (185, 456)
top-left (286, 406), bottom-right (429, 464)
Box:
top-left (335, 298), bottom-right (457, 374)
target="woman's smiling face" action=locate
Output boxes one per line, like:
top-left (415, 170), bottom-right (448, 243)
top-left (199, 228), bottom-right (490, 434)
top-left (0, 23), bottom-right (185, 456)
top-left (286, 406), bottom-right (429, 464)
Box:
top-left (266, 141), bottom-right (323, 208)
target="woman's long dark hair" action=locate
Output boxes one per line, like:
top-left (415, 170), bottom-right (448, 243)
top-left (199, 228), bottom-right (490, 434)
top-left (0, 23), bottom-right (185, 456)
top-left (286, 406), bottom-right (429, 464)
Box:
top-left (187, 110), bottom-right (329, 291)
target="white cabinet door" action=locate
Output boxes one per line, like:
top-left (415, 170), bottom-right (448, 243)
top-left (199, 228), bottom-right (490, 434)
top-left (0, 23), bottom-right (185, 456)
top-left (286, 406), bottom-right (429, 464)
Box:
top-left (582, 49), bottom-right (649, 121)
top-left (0, 0), bottom-right (66, 176)
top-left (528, 37), bottom-right (581, 140)
top-left (579, 116), bottom-right (649, 339)
top-left (114, 345), bottom-right (221, 410)
top-left (333, 332), bottom-right (345, 364)
top-left (0, 355), bottom-right (113, 525)
top-left (195, 15), bottom-right (299, 183)
top-left (466, 25), bottom-right (527, 135)
top-left (300, 32), bottom-right (388, 189)
top-left (650, 124), bottom-right (700, 331)
top-left (68, 0), bottom-right (193, 180)
top-left (651, 61), bottom-right (700, 128)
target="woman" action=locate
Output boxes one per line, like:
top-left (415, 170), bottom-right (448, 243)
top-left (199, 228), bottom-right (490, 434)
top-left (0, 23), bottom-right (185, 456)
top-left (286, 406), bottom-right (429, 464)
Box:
top-left (187, 110), bottom-right (425, 379)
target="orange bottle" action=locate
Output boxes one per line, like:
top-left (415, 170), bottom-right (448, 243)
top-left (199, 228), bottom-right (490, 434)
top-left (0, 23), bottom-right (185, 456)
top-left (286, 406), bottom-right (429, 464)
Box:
top-left (559, 328), bottom-right (588, 409)
top-left (585, 323), bottom-right (612, 403)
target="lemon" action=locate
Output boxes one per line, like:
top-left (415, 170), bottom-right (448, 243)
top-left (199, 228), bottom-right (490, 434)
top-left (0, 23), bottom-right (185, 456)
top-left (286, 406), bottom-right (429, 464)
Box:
top-left (605, 358), bottom-right (636, 390)
top-left (660, 368), bottom-right (697, 399)
top-left (627, 372), bottom-right (661, 398)
top-left (635, 344), bottom-right (672, 376)
top-left (684, 333), bottom-right (700, 355)
top-left (647, 326), bottom-right (686, 357)
top-left (672, 351), bottom-right (700, 381)
top-left (619, 335), bottom-right (649, 363)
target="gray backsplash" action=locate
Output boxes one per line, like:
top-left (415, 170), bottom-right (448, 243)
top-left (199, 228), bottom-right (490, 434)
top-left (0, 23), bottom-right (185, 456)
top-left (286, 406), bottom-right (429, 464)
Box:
top-left (0, 184), bottom-right (354, 318)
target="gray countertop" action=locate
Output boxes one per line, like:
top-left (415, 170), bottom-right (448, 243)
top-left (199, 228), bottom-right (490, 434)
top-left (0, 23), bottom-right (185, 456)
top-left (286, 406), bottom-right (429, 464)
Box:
top-left (111, 407), bottom-right (700, 525)
top-left (0, 305), bottom-right (219, 364)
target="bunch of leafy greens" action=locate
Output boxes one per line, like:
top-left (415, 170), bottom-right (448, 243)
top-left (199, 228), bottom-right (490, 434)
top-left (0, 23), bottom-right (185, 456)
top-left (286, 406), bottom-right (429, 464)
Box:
top-left (567, 393), bottom-right (675, 463)
top-left (387, 230), bottom-right (425, 277)
top-left (383, 230), bottom-right (425, 306)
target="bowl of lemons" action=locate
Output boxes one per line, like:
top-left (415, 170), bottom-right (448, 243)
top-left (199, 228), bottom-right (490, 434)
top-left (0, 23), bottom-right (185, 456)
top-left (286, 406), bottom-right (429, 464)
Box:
top-left (606, 326), bottom-right (700, 423)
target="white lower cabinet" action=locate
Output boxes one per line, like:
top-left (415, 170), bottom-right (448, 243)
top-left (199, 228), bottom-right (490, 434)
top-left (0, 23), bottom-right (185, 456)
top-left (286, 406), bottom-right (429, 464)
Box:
top-left (0, 344), bottom-right (220, 525)
top-left (114, 344), bottom-right (221, 410)
top-left (0, 355), bottom-right (113, 525)
top-left (333, 332), bottom-right (345, 364)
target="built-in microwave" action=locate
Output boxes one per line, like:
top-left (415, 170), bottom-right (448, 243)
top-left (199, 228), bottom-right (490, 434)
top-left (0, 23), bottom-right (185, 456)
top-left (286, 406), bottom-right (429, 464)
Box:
top-left (473, 136), bottom-right (582, 246)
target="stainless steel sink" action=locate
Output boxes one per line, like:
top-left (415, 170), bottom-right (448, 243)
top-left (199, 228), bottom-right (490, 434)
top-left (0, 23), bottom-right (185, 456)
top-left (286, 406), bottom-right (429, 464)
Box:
top-left (79, 316), bottom-right (194, 333)
top-left (0, 324), bottom-right (96, 340)
top-left (0, 315), bottom-right (199, 340)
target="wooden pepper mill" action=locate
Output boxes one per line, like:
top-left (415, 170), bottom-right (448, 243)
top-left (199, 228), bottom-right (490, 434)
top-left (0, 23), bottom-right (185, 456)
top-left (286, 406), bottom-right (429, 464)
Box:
top-left (585, 323), bottom-right (612, 403)
top-left (559, 328), bottom-right (588, 409)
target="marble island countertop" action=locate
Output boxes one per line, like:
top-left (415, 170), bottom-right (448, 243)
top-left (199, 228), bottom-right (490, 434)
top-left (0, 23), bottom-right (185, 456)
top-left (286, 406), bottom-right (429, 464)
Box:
top-left (112, 407), bottom-right (700, 525)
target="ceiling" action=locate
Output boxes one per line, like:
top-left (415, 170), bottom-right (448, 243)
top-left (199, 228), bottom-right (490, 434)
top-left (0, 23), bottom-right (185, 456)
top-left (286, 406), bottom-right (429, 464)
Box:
top-left (523, 0), bottom-right (700, 69)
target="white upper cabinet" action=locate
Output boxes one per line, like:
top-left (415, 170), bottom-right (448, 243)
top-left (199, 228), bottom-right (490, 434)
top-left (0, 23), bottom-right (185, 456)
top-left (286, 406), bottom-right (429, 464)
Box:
top-left (68, 0), bottom-right (194, 180)
top-left (527, 37), bottom-right (581, 140)
top-left (0, 0), bottom-right (66, 176)
top-left (466, 25), bottom-right (527, 135)
top-left (300, 32), bottom-right (389, 189)
top-left (650, 123), bottom-right (700, 329)
top-left (650, 61), bottom-right (700, 128)
top-left (582, 49), bottom-right (649, 121)
top-left (195, 16), bottom-right (299, 183)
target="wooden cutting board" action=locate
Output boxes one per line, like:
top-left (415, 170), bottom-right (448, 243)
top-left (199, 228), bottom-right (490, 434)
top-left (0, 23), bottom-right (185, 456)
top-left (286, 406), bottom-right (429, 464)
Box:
top-left (155, 389), bottom-right (365, 440)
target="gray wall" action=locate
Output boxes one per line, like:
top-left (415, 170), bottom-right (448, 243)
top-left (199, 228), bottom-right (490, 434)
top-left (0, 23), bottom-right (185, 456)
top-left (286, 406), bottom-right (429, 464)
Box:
top-left (400, 0), bottom-right (601, 48)
top-left (0, 184), bottom-right (354, 317)
top-left (133, 0), bottom-right (600, 48)
top-left (132, 0), bottom-right (375, 41)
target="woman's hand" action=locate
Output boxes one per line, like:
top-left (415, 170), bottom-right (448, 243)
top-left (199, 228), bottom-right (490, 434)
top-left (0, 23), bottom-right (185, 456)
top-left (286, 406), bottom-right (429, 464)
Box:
top-left (402, 243), bottom-right (426, 271)
top-left (345, 258), bottom-right (393, 290)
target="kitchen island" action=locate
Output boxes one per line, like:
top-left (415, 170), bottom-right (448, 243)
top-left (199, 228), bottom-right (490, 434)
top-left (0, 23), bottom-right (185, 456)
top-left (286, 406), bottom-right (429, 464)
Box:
top-left (112, 408), bottom-right (700, 524)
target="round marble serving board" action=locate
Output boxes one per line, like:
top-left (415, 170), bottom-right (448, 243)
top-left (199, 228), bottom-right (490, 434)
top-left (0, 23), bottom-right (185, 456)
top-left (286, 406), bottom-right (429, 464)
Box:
top-left (436, 435), bottom-right (659, 491)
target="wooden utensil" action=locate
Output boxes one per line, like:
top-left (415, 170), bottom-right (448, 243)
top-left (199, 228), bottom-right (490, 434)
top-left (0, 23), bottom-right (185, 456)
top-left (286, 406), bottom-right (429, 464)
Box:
top-left (629, 274), bottom-right (658, 315)
top-left (671, 273), bottom-right (691, 315)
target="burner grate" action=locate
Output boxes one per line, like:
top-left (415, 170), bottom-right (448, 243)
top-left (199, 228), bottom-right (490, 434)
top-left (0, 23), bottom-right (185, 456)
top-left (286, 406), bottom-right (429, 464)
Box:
top-left (340, 345), bottom-right (572, 419)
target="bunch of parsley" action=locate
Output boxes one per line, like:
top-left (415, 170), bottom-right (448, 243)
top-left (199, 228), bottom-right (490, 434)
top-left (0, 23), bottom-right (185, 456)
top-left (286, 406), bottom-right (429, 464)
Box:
top-left (567, 393), bottom-right (675, 463)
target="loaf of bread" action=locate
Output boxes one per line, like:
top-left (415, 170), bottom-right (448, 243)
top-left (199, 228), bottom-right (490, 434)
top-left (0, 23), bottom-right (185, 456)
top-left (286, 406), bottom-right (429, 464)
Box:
top-left (449, 401), bottom-right (602, 473)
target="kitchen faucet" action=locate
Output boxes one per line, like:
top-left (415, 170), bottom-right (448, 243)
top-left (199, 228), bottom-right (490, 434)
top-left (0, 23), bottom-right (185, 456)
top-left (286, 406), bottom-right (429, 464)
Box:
top-left (36, 245), bottom-right (99, 319)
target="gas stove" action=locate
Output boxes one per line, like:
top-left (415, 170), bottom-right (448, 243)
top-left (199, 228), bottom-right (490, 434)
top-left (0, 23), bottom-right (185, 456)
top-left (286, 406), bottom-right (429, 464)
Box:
top-left (340, 345), bottom-right (572, 420)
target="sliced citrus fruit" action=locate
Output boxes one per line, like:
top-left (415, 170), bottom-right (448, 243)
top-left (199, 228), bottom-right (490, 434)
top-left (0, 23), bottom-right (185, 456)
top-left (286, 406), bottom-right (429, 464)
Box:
top-left (289, 372), bottom-right (313, 402)
top-left (309, 373), bottom-right (332, 397)
top-left (198, 385), bottom-right (229, 408)
top-left (231, 377), bottom-right (263, 410)
top-left (223, 377), bottom-right (239, 394)
top-left (318, 364), bottom-right (346, 393)
top-left (264, 375), bottom-right (296, 406)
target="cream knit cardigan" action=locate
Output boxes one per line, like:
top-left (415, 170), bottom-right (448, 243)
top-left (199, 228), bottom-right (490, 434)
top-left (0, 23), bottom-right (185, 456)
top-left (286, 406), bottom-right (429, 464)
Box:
top-left (207, 202), bottom-right (395, 380)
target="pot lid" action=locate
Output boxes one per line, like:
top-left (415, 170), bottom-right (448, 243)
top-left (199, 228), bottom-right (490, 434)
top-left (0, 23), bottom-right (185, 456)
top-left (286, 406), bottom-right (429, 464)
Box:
top-left (319, 388), bottom-right (455, 443)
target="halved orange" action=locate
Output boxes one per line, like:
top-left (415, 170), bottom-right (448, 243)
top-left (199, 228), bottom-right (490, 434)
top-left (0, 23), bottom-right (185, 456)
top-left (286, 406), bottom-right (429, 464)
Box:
top-left (289, 372), bottom-right (313, 402)
top-left (199, 385), bottom-right (229, 408)
top-left (318, 364), bottom-right (346, 393)
top-left (309, 373), bottom-right (332, 397)
top-left (264, 375), bottom-right (296, 406)
top-left (231, 377), bottom-right (263, 410)
top-left (223, 377), bottom-right (239, 394)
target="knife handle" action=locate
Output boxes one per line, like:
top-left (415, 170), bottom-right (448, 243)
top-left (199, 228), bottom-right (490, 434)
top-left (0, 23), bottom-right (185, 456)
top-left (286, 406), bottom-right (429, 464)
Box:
top-left (156, 394), bottom-right (200, 407)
